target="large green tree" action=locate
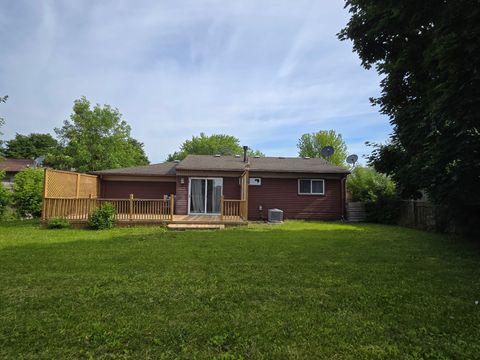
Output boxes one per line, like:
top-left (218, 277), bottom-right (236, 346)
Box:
top-left (297, 130), bottom-right (347, 166)
top-left (339, 0), bottom-right (480, 234)
top-left (49, 97), bottom-right (149, 172)
top-left (4, 133), bottom-right (59, 159)
top-left (167, 133), bottom-right (264, 161)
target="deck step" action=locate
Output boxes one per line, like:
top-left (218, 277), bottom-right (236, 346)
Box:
top-left (167, 223), bottom-right (225, 230)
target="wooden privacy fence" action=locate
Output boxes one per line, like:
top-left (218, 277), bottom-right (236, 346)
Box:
top-left (399, 200), bottom-right (436, 229)
top-left (221, 197), bottom-right (247, 221)
top-left (43, 196), bottom-right (174, 222)
top-left (44, 168), bottom-right (99, 198)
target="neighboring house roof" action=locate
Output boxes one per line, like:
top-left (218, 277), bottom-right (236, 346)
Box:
top-left (91, 162), bottom-right (178, 177)
top-left (0, 158), bottom-right (36, 172)
top-left (93, 155), bottom-right (349, 176)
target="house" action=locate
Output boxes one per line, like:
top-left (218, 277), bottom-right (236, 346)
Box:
top-left (90, 149), bottom-right (349, 221)
top-left (0, 158), bottom-right (36, 188)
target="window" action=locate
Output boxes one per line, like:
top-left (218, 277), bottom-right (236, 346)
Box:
top-left (298, 179), bottom-right (325, 195)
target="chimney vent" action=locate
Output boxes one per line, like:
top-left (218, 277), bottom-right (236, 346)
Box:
top-left (242, 146), bottom-right (249, 163)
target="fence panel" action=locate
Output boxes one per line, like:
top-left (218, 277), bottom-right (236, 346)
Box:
top-left (44, 169), bottom-right (98, 198)
top-left (399, 200), bottom-right (436, 229)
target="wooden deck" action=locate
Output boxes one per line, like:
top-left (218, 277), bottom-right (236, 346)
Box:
top-left (115, 214), bottom-right (246, 226)
top-left (42, 197), bottom-right (248, 227)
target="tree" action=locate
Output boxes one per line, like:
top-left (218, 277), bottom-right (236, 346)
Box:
top-left (347, 166), bottom-right (395, 202)
top-left (339, 1), bottom-right (480, 234)
top-left (167, 133), bottom-right (264, 161)
top-left (49, 97), bottom-right (149, 172)
top-left (297, 130), bottom-right (347, 166)
top-left (0, 95), bottom-right (8, 158)
top-left (12, 167), bottom-right (44, 218)
top-left (4, 133), bottom-right (59, 159)
top-left (347, 166), bottom-right (400, 224)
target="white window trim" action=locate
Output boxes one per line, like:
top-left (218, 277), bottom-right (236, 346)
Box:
top-left (298, 179), bottom-right (325, 195)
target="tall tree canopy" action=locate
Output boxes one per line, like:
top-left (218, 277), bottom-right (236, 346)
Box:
top-left (48, 97), bottom-right (149, 172)
top-left (4, 133), bottom-right (59, 159)
top-left (339, 0), bottom-right (480, 233)
top-left (167, 133), bottom-right (264, 161)
top-left (0, 95), bottom-right (8, 158)
top-left (297, 130), bottom-right (347, 166)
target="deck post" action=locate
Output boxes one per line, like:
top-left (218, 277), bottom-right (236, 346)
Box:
top-left (75, 173), bottom-right (81, 199)
top-left (129, 194), bottom-right (134, 221)
top-left (87, 194), bottom-right (93, 219)
top-left (220, 195), bottom-right (224, 221)
top-left (42, 168), bottom-right (48, 221)
top-left (170, 194), bottom-right (174, 221)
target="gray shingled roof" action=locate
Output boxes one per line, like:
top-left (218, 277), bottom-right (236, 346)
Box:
top-left (91, 155), bottom-right (349, 176)
top-left (91, 162), bottom-right (178, 176)
top-left (176, 155), bottom-right (246, 172)
top-left (177, 155), bottom-right (348, 174)
top-left (249, 156), bottom-right (349, 174)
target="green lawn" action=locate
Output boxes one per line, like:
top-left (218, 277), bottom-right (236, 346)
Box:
top-left (0, 221), bottom-right (479, 359)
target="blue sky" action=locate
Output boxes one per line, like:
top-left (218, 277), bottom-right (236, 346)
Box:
top-left (0, 0), bottom-right (391, 163)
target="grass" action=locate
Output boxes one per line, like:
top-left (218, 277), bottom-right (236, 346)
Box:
top-left (0, 221), bottom-right (479, 359)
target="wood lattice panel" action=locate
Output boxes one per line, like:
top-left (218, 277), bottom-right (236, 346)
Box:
top-left (44, 169), bottom-right (98, 198)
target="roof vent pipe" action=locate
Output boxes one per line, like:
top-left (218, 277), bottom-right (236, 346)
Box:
top-left (242, 146), bottom-right (249, 163)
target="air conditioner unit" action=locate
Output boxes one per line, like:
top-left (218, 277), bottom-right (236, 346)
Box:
top-left (268, 208), bottom-right (283, 223)
top-left (249, 177), bottom-right (261, 186)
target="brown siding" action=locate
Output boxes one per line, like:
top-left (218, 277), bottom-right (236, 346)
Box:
top-left (248, 178), bottom-right (344, 221)
top-left (223, 177), bottom-right (241, 199)
top-left (101, 180), bottom-right (175, 199)
top-left (175, 176), bottom-right (188, 214)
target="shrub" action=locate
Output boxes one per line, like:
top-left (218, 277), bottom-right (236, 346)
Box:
top-left (347, 166), bottom-right (401, 224)
top-left (347, 166), bottom-right (396, 202)
top-left (12, 168), bottom-right (44, 218)
top-left (47, 217), bottom-right (70, 229)
top-left (0, 170), bottom-right (12, 219)
top-left (88, 203), bottom-right (116, 230)
top-left (365, 193), bottom-right (402, 224)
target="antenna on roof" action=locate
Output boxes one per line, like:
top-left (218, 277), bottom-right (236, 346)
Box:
top-left (320, 146), bottom-right (335, 160)
top-left (346, 154), bottom-right (358, 166)
top-left (34, 156), bottom-right (45, 167)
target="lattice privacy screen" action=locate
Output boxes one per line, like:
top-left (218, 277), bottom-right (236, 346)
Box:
top-left (44, 169), bottom-right (98, 198)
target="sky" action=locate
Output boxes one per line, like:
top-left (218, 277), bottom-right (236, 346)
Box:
top-left (0, 0), bottom-right (391, 163)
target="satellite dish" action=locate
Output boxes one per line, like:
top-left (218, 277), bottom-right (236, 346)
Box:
top-left (34, 156), bottom-right (45, 166)
top-left (320, 146), bottom-right (335, 158)
top-left (346, 154), bottom-right (358, 165)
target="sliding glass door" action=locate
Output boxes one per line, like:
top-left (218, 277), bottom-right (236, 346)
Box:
top-left (189, 178), bottom-right (223, 214)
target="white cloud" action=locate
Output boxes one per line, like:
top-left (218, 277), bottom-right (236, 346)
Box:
top-left (0, 0), bottom-right (391, 162)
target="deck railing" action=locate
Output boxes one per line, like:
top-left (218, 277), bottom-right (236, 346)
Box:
top-left (221, 197), bottom-right (247, 221)
top-left (43, 195), bottom-right (174, 222)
